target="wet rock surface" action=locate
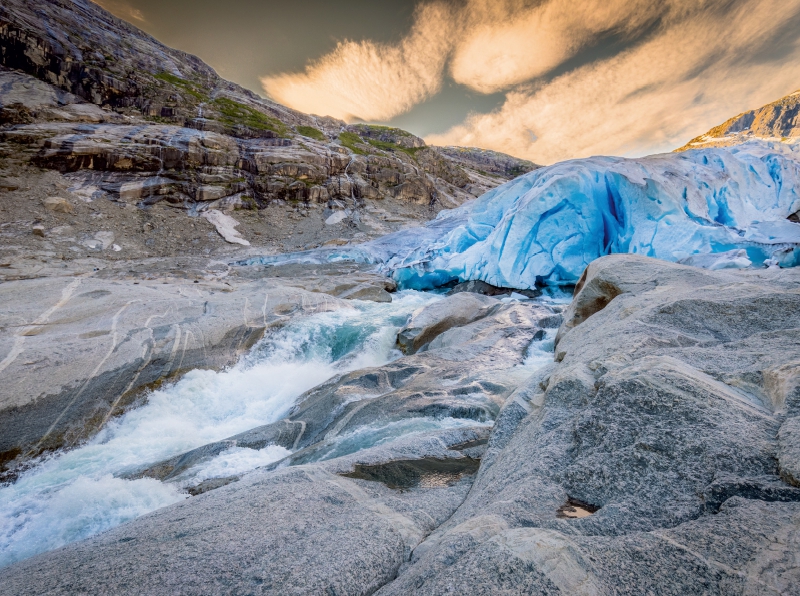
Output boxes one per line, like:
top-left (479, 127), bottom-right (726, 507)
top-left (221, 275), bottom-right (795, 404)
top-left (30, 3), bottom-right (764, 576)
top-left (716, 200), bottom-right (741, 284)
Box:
top-left (396, 292), bottom-right (499, 354)
top-left (0, 255), bottom-right (405, 478)
top-left (2, 255), bottom-right (799, 595)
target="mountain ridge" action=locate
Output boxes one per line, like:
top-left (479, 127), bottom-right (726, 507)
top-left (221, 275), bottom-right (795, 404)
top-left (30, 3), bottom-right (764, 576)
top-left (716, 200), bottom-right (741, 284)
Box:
top-left (0, 0), bottom-right (538, 264)
top-left (677, 88), bottom-right (800, 151)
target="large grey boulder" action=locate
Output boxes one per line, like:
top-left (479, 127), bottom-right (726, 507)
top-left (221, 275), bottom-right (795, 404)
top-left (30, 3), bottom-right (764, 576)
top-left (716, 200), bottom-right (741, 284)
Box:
top-left (396, 292), bottom-right (500, 354)
top-left (377, 255), bottom-right (800, 595)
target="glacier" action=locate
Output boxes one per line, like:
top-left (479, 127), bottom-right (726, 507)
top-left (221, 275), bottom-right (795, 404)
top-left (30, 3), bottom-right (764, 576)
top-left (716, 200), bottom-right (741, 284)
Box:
top-left (244, 140), bottom-right (800, 289)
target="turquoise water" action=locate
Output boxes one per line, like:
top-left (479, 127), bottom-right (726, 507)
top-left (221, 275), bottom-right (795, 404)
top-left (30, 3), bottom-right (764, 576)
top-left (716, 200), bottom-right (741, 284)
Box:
top-left (0, 291), bottom-right (439, 568)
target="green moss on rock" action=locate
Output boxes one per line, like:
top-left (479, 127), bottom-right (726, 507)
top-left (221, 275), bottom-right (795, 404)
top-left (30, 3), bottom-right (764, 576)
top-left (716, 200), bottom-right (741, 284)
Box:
top-left (296, 126), bottom-right (326, 142)
top-left (338, 131), bottom-right (368, 155)
top-left (211, 98), bottom-right (287, 135)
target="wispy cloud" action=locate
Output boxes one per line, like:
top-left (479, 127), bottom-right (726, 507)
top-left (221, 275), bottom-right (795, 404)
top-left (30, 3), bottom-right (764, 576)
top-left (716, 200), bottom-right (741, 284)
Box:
top-left (433, 0), bottom-right (800, 163)
top-left (449, 0), bottom-right (674, 93)
top-left (260, 0), bottom-right (800, 162)
top-left (260, 2), bottom-right (452, 121)
top-left (92, 0), bottom-right (146, 23)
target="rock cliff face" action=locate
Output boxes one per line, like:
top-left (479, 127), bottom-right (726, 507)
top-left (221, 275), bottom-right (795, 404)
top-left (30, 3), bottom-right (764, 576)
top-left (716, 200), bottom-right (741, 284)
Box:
top-left (1, 255), bottom-right (798, 594)
top-left (0, 0), bottom-right (537, 263)
top-left (678, 89), bottom-right (800, 151)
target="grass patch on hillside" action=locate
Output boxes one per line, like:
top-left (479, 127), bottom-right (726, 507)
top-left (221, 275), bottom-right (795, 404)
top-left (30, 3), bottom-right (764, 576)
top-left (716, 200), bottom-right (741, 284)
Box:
top-left (296, 126), bottom-right (326, 141)
top-left (212, 97), bottom-right (287, 135)
top-left (154, 72), bottom-right (207, 101)
top-left (339, 132), bottom-right (368, 155)
top-left (366, 139), bottom-right (426, 158)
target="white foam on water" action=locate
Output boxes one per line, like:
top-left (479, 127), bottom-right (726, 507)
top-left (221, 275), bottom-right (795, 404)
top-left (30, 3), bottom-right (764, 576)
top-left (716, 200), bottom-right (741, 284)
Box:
top-left (0, 290), bottom-right (439, 569)
top-left (0, 475), bottom-right (180, 568)
top-left (188, 445), bottom-right (292, 484)
top-left (522, 328), bottom-right (558, 369)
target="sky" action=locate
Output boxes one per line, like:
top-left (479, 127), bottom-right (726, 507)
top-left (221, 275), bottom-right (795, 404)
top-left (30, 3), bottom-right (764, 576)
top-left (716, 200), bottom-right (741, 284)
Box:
top-left (94, 0), bottom-right (800, 164)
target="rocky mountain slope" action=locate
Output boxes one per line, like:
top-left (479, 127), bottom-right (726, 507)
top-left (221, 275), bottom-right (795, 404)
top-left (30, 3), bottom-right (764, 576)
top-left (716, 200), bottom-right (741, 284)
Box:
top-left (678, 89), bottom-right (800, 151)
top-left (0, 0), bottom-right (537, 269)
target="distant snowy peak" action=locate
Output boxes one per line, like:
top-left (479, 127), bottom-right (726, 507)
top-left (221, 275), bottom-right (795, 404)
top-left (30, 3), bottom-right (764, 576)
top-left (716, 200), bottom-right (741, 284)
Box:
top-left (678, 89), bottom-right (800, 151)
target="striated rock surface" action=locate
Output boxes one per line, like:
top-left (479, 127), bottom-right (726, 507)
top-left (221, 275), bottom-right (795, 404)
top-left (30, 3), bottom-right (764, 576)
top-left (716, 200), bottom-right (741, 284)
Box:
top-left (0, 256), bottom-right (402, 479)
top-left (1, 255), bottom-right (798, 594)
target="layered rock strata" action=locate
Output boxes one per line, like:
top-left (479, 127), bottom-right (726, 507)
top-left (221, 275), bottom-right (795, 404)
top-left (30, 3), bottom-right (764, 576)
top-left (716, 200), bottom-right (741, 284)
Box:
top-left (0, 0), bottom-right (537, 263)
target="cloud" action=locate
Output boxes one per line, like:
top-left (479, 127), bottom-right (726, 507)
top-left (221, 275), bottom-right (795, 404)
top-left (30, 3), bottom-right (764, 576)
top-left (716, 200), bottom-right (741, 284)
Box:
top-left (260, 2), bottom-right (453, 121)
top-left (92, 0), bottom-right (146, 23)
top-left (449, 0), bottom-right (666, 93)
top-left (430, 0), bottom-right (800, 163)
top-left (259, 0), bottom-right (800, 162)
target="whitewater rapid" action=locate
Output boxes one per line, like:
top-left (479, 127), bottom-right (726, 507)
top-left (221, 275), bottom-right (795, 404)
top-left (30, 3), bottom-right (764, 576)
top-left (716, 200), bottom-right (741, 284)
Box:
top-left (0, 289), bottom-right (562, 569)
top-left (0, 292), bottom-right (442, 568)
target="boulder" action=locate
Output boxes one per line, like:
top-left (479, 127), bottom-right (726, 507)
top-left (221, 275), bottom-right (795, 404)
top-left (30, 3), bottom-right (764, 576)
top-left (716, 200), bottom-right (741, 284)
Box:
top-left (378, 255), bottom-right (800, 594)
top-left (396, 292), bottom-right (499, 354)
top-left (41, 196), bottom-right (74, 213)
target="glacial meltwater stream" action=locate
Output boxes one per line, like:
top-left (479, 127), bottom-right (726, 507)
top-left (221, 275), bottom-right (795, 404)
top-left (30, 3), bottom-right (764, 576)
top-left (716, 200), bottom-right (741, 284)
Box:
top-left (0, 290), bottom-right (562, 568)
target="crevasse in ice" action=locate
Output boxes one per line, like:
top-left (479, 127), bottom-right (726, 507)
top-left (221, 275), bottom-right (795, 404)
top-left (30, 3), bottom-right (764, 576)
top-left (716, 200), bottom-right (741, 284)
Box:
top-left (373, 140), bottom-right (800, 288)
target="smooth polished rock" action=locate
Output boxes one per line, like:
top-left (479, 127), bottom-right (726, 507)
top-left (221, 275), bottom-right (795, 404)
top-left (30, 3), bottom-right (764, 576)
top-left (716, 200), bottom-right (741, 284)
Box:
top-left (0, 272), bottom-right (347, 475)
top-left (396, 292), bottom-right (499, 354)
top-left (378, 255), bottom-right (800, 595)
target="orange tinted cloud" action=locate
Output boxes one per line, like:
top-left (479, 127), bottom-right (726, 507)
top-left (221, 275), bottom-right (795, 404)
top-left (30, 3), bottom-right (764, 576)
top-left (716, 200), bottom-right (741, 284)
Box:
top-left (260, 2), bottom-right (452, 121)
top-left (431, 0), bottom-right (800, 163)
top-left (260, 0), bottom-right (800, 162)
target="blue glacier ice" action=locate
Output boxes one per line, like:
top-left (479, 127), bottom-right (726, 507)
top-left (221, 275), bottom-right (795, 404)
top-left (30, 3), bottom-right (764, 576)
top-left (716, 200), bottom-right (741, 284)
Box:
top-left (373, 140), bottom-right (800, 289)
top-left (243, 140), bottom-right (800, 289)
